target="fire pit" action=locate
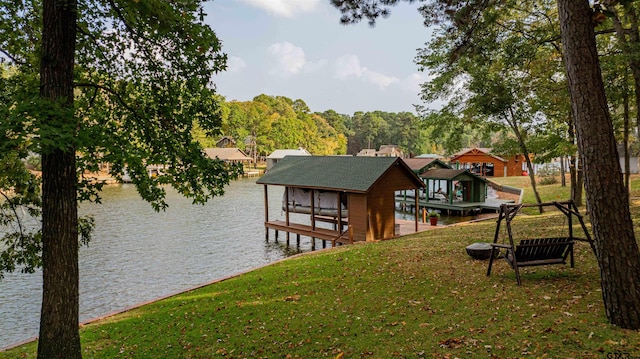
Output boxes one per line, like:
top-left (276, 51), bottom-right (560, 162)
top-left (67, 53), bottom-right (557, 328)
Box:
top-left (465, 242), bottom-right (498, 260)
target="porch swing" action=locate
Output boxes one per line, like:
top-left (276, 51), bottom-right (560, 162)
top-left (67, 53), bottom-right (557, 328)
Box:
top-left (486, 200), bottom-right (594, 285)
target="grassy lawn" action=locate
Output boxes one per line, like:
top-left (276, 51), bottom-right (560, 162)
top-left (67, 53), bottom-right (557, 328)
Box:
top-left (2, 176), bottom-right (640, 358)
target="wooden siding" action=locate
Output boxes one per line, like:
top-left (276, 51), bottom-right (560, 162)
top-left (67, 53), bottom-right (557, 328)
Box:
top-left (367, 167), bottom-right (411, 240)
top-left (505, 155), bottom-right (527, 177)
top-left (348, 194), bottom-right (368, 242)
top-left (381, 165), bottom-right (423, 190)
top-left (367, 190), bottom-right (396, 240)
top-left (453, 153), bottom-right (505, 177)
top-left (452, 151), bottom-right (530, 177)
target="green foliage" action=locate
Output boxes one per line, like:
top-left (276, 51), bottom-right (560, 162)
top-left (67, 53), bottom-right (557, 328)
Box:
top-left (213, 100), bottom-right (432, 157)
top-left (537, 164), bottom-right (561, 185)
top-left (220, 95), bottom-right (351, 157)
top-left (0, 152), bottom-right (42, 279)
top-left (346, 110), bottom-right (431, 155)
top-left (0, 0), bottom-right (242, 281)
top-left (25, 154), bottom-right (40, 171)
top-left (539, 176), bottom-right (558, 185)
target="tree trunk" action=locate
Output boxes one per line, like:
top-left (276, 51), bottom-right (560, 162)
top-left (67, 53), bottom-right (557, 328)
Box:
top-left (624, 76), bottom-right (630, 193)
top-left (575, 160), bottom-right (584, 207)
top-left (557, 0), bottom-right (640, 329)
top-left (508, 108), bottom-right (543, 213)
top-left (560, 155), bottom-right (566, 187)
top-left (37, 0), bottom-right (81, 358)
top-left (567, 111), bottom-right (583, 206)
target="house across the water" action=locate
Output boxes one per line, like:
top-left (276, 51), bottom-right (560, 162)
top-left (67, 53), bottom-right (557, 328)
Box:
top-left (450, 147), bottom-right (528, 177)
top-left (203, 147), bottom-right (253, 165)
top-left (256, 156), bottom-right (425, 247)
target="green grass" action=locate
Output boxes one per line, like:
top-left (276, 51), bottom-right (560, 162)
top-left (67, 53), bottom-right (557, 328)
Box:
top-left (3, 178), bottom-right (640, 358)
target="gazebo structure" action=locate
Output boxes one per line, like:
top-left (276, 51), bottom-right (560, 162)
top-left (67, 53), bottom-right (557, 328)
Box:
top-left (397, 158), bottom-right (451, 201)
top-left (256, 156), bottom-right (425, 247)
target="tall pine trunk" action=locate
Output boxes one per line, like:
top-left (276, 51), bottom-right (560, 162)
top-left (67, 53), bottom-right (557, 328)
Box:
top-left (37, 0), bottom-right (81, 358)
top-left (557, 0), bottom-right (640, 329)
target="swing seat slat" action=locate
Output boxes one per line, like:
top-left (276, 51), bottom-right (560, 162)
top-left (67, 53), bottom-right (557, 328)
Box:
top-left (505, 237), bottom-right (574, 268)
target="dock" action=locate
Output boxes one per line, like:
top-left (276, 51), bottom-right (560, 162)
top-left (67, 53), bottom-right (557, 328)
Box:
top-left (395, 197), bottom-right (516, 216)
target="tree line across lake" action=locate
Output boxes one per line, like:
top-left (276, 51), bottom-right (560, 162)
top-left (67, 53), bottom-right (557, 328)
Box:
top-left (193, 93), bottom-right (436, 159)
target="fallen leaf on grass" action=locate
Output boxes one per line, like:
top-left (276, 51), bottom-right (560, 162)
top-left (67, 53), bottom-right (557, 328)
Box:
top-left (439, 337), bottom-right (465, 349)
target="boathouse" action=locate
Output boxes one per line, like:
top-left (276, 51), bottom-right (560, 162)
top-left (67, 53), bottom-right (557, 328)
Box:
top-left (420, 168), bottom-right (487, 205)
top-left (265, 148), bottom-right (312, 170)
top-left (402, 158), bottom-right (451, 175)
top-left (257, 156), bottom-right (425, 245)
top-left (397, 158), bottom-right (452, 201)
top-left (450, 147), bottom-right (528, 177)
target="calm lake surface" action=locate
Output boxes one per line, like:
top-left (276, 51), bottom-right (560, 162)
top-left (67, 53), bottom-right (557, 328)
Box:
top-left (0, 178), bottom-right (304, 349)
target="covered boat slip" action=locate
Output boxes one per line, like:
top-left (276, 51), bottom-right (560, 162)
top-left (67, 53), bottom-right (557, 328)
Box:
top-left (257, 156), bottom-right (426, 247)
top-left (282, 188), bottom-right (348, 218)
top-left (395, 168), bottom-right (514, 215)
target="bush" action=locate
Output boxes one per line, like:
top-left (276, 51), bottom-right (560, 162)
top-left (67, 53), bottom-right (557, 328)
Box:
top-left (538, 176), bottom-right (558, 185)
top-left (537, 163), bottom-right (560, 185)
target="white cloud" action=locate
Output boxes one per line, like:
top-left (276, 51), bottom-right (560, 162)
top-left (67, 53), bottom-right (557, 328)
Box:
top-left (267, 41), bottom-right (325, 77)
top-left (238, 0), bottom-right (320, 17)
top-left (226, 56), bottom-right (247, 73)
top-left (302, 59), bottom-right (328, 74)
top-left (366, 71), bottom-right (399, 90)
top-left (334, 55), bottom-right (363, 79)
top-left (334, 54), bottom-right (399, 90)
top-left (405, 72), bottom-right (431, 94)
top-left (267, 42), bottom-right (306, 76)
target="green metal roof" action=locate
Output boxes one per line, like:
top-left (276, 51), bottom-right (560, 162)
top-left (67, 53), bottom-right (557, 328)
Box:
top-left (256, 156), bottom-right (424, 193)
top-left (402, 158), bottom-right (451, 173)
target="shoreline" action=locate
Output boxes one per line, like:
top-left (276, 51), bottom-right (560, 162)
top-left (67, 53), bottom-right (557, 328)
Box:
top-left (1, 202), bottom-right (503, 352)
top-left (0, 248), bottom-right (320, 352)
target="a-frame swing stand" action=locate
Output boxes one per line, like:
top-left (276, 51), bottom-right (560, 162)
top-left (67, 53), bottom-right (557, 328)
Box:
top-left (487, 200), bottom-right (593, 285)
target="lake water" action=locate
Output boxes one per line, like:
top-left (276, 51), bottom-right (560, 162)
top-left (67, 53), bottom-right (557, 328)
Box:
top-left (0, 178), bottom-right (305, 349)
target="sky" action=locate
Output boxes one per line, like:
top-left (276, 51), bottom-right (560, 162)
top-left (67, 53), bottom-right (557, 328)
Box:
top-left (204, 0), bottom-right (435, 116)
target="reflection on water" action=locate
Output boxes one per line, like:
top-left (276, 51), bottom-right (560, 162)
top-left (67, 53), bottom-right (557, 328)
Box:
top-left (0, 178), bottom-right (304, 349)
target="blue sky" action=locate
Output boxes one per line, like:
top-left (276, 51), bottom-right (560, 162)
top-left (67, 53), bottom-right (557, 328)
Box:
top-left (204, 0), bottom-right (434, 115)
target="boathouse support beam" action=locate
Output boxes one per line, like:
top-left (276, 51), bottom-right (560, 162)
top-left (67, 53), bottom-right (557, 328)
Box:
top-left (285, 187), bottom-right (290, 245)
top-left (415, 190), bottom-right (419, 232)
top-left (263, 184), bottom-right (269, 241)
